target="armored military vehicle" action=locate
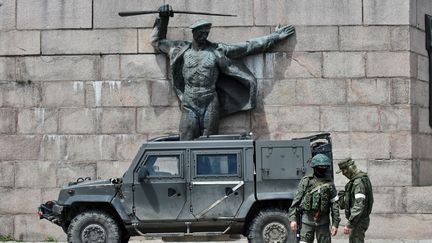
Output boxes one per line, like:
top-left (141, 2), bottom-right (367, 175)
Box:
top-left (39, 133), bottom-right (332, 243)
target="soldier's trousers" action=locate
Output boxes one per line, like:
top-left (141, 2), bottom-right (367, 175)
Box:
top-left (349, 217), bottom-right (370, 243)
top-left (300, 223), bottom-right (331, 243)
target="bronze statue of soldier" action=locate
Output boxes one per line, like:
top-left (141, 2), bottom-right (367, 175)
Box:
top-left (151, 4), bottom-right (295, 140)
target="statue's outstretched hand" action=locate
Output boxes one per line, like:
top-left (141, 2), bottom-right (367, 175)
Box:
top-left (159, 4), bottom-right (174, 18)
top-left (275, 24), bottom-right (295, 39)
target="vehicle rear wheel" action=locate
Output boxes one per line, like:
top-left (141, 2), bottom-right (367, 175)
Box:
top-left (248, 208), bottom-right (291, 243)
top-left (67, 210), bottom-right (121, 243)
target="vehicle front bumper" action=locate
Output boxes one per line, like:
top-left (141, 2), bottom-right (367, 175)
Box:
top-left (38, 201), bottom-right (64, 226)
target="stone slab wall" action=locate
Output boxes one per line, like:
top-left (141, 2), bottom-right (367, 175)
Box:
top-left (0, 0), bottom-right (431, 241)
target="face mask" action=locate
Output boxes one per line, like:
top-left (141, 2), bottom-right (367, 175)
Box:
top-left (314, 167), bottom-right (328, 178)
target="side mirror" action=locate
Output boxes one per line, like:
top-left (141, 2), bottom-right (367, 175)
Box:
top-left (138, 166), bottom-right (150, 182)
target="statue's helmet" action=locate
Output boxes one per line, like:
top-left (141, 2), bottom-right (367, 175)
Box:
top-left (190, 19), bottom-right (212, 30)
top-left (310, 154), bottom-right (331, 168)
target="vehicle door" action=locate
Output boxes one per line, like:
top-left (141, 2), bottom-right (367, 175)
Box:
top-left (189, 149), bottom-right (244, 220)
top-left (133, 150), bottom-right (187, 221)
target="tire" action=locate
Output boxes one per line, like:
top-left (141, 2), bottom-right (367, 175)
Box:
top-left (67, 210), bottom-right (121, 243)
top-left (248, 208), bottom-right (291, 243)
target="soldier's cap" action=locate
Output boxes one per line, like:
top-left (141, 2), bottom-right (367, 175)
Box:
top-left (336, 158), bottom-right (355, 174)
top-left (190, 19), bottom-right (212, 30)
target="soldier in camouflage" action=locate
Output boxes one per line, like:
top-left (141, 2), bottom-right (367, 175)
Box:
top-left (288, 154), bottom-right (340, 243)
top-left (336, 158), bottom-right (374, 243)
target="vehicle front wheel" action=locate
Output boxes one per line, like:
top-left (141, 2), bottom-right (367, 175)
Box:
top-left (67, 210), bottom-right (121, 243)
top-left (248, 208), bottom-right (291, 243)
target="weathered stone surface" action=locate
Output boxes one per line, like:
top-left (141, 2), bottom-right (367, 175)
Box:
top-left (418, 108), bottom-right (432, 134)
top-left (274, 52), bottom-right (322, 79)
top-left (0, 57), bottom-right (16, 81)
top-left (331, 132), bottom-right (351, 160)
top-left (99, 108), bottom-right (136, 134)
top-left (59, 108), bottom-right (97, 134)
top-left (17, 108), bottom-right (57, 134)
top-left (150, 80), bottom-right (178, 107)
top-left (417, 0), bottom-right (432, 30)
top-left (411, 80), bottom-right (428, 107)
top-left (254, 0), bottom-right (362, 26)
top-left (390, 132), bottom-right (412, 159)
top-left (367, 214), bottom-right (432, 239)
top-left (0, 0), bottom-right (15, 30)
top-left (410, 27), bottom-right (428, 57)
top-left (323, 52), bottom-right (365, 78)
top-left (405, 186), bottom-right (432, 213)
top-left (0, 136), bottom-right (42, 160)
top-left (101, 55), bottom-right (121, 80)
top-left (137, 107), bottom-right (181, 135)
top-left (0, 31), bottom-right (40, 56)
top-left (42, 135), bottom-right (67, 160)
top-left (120, 55), bottom-right (167, 80)
top-left (366, 52), bottom-right (411, 77)
top-left (390, 26), bottom-right (410, 51)
top-left (275, 26), bottom-right (339, 52)
top-left (97, 161), bottom-right (131, 178)
top-left (116, 134), bottom-right (147, 160)
top-left (348, 79), bottom-right (391, 105)
top-left (15, 161), bottom-right (56, 188)
top-left (57, 162), bottom-right (96, 187)
top-left (350, 133), bottom-right (390, 159)
top-left (320, 107), bottom-right (349, 132)
top-left (417, 160), bottom-right (432, 186)
top-left (42, 30), bottom-right (138, 54)
top-left (17, 0), bottom-right (92, 29)
top-left (261, 79), bottom-right (296, 106)
top-left (349, 106), bottom-right (380, 131)
top-left (391, 78), bottom-right (410, 104)
top-left (296, 79), bottom-right (346, 105)
top-left (0, 108), bottom-right (16, 134)
top-left (0, 161), bottom-right (14, 187)
top-left (414, 134), bottom-right (432, 160)
top-left (372, 187), bottom-right (399, 214)
top-left (340, 26), bottom-right (391, 51)
top-left (244, 54), bottom-right (274, 79)
top-left (86, 81), bottom-right (151, 107)
top-left (380, 106), bottom-right (411, 132)
top-left (363, 0), bottom-right (410, 25)
top-left (0, 188), bottom-right (41, 214)
top-left (63, 135), bottom-right (116, 161)
top-left (417, 54), bottom-right (429, 82)
top-left (209, 27), bottom-right (271, 44)
top-left (219, 112), bottom-right (251, 134)
top-left (17, 56), bottom-right (99, 81)
top-left (0, 215), bottom-right (14, 238)
top-left (14, 214), bottom-right (66, 242)
top-left (41, 188), bottom-right (61, 203)
top-left (368, 160), bottom-right (413, 186)
top-left (42, 81), bottom-right (85, 107)
top-left (0, 82), bottom-right (41, 107)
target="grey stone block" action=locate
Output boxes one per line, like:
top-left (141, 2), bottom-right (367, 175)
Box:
top-left (115, 134), bottom-right (147, 160)
top-left (390, 132), bottom-right (412, 159)
top-left (42, 135), bottom-right (67, 161)
top-left (59, 108), bottom-right (97, 134)
top-left (405, 186), bottom-right (432, 213)
top-left (14, 214), bottom-right (66, 242)
top-left (261, 79), bottom-right (296, 106)
top-left (391, 78), bottom-right (410, 104)
top-left (274, 26), bottom-right (339, 52)
top-left (120, 54), bottom-right (167, 80)
top-left (254, 0), bottom-right (362, 26)
top-left (41, 188), bottom-right (61, 203)
top-left (64, 135), bottom-right (116, 161)
top-left (414, 134), bottom-right (432, 160)
top-left (0, 135), bottom-right (42, 160)
top-left (367, 214), bottom-right (432, 239)
top-left (380, 106), bottom-right (412, 132)
top-left (0, 215), bottom-right (14, 238)
top-left (101, 55), bottom-right (121, 80)
top-left (364, 0), bottom-right (410, 25)
top-left (57, 162), bottom-right (96, 187)
top-left (372, 187), bottom-right (399, 213)
top-left (411, 80), bottom-right (428, 107)
top-left (416, 0), bottom-right (432, 30)
top-left (320, 107), bottom-right (349, 132)
top-left (348, 79), bottom-right (391, 105)
top-left (219, 112), bottom-right (251, 134)
top-left (0, 31), bottom-right (40, 56)
top-left (0, 0), bottom-right (15, 30)
top-left (350, 132), bottom-right (390, 159)
top-left (349, 106), bottom-right (380, 131)
top-left (138, 28), bottom-right (158, 54)
top-left (99, 108), bottom-right (136, 134)
top-left (296, 79), bottom-right (347, 105)
top-left (137, 107), bottom-right (181, 136)
top-left (0, 82), bottom-right (41, 107)
top-left (0, 161), bottom-right (14, 187)
top-left (150, 80), bottom-right (178, 107)
top-left (0, 57), bottom-right (16, 81)
top-left (42, 30), bottom-right (138, 55)
top-left (97, 161), bottom-right (131, 178)
top-left (418, 108), bottom-right (432, 134)
top-left (15, 161), bottom-right (56, 188)
top-left (417, 160), bottom-right (432, 186)
top-left (17, 108), bottom-right (57, 134)
top-left (390, 26), bottom-right (410, 51)
top-left (209, 27), bottom-right (270, 44)
top-left (340, 26), bottom-right (391, 51)
top-left (323, 52), bottom-right (365, 78)
top-left (366, 52), bottom-right (411, 77)
top-left (86, 81), bottom-right (151, 107)
top-left (17, 0), bottom-right (92, 29)
top-left (42, 81), bottom-right (85, 107)
top-left (0, 188), bottom-right (41, 214)
top-left (17, 56), bottom-right (99, 81)
top-left (274, 52), bottom-right (322, 79)
top-left (410, 27), bottom-right (428, 56)
top-left (368, 160), bottom-right (413, 186)
top-left (0, 108), bottom-right (16, 134)
top-left (331, 132), bottom-right (351, 160)
top-left (417, 55), bottom-right (429, 82)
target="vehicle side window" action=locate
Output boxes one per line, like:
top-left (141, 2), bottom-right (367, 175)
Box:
top-left (196, 154), bottom-right (237, 176)
top-left (145, 155), bottom-right (180, 177)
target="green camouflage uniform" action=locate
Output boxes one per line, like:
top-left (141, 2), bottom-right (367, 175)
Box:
top-left (288, 175), bottom-right (340, 243)
top-left (339, 171), bottom-right (373, 243)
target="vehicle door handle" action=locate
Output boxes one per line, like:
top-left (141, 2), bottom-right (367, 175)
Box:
top-left (225, 187), bottom-right (234, 196)
top-left (168, 188), bottom-right (177, 197)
